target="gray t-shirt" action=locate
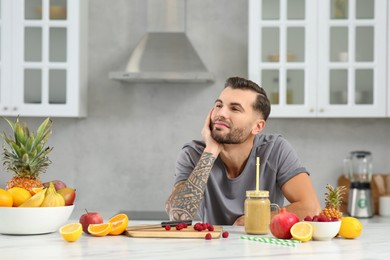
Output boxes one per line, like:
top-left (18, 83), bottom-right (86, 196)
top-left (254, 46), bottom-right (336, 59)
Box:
top-left (174, 134), bottom-right (308, 225)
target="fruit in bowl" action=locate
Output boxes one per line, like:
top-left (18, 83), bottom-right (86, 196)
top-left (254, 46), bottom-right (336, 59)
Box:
top-left (57, 187), bottom-right (76, 206)
top-left (299, 184), bottom-right (346, 241)
top-left (0, 205), bottom-right (75, 235)
top-left (1, 117), bottom-right (76, 206)
top-left (43, 180), bottom-right (67, 191)
top-left (0, 117), bottom-right (77, 234)
top-left (305, 218), bottom-right (341, 241)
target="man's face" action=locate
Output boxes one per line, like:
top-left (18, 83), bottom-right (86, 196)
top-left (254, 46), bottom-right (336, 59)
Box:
top-left (210, 87), bottom-right (261, 144)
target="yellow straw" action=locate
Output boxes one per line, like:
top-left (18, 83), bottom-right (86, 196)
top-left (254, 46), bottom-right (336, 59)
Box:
top-left (256, 157), bottom-right (260, 191)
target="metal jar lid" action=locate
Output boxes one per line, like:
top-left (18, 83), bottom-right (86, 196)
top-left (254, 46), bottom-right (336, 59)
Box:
top-left (246, 190), bottom-right (269, 198)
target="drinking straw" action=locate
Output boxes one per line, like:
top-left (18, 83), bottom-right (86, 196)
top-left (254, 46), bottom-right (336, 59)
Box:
top-left (256, 157), bottom-right (260, 191)
top-left (240, 236), bottom-right (301, 247)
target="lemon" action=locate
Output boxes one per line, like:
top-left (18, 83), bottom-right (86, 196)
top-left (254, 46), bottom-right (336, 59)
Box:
top-left (59, 223), bottom-right (83, 242)
top-left (338, 217), bottom-right (362, 239)
top-left (7, 187), bottom-right (32, 207)
top-left (290, 222), bottom-right (313, 242)
top-left (0, 188), bottom-right (13, 207)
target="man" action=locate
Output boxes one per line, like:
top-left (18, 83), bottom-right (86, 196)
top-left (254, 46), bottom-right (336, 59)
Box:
top-left (165, 77), bottom-right (321, 225)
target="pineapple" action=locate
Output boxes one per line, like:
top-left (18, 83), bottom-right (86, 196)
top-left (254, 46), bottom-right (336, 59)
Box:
top-left (320, 184), bottom-right (346, 219)
top-left (1, 117), bottom-right (53, 192)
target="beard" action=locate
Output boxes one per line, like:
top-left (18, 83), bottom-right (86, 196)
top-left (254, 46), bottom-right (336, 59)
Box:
top-left (211, 123), bottom-right (248, 144)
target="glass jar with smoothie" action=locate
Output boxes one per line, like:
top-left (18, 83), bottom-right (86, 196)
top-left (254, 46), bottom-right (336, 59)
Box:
top-left (244, 190), bottom-right (279, 235)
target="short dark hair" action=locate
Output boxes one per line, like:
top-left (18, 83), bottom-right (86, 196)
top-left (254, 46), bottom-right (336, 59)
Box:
top-left (224, 77), bottom-right (271, 121)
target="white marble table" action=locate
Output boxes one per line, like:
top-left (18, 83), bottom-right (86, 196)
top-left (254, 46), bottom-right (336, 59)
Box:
top-left (1, 215), bottom-right (389, 259)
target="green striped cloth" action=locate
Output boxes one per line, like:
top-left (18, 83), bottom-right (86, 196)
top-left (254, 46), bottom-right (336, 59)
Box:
top-left (240, 235), bottom-right (301, 247)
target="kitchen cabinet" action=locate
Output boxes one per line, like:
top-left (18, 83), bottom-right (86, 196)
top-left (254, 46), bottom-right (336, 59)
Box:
top-left (0, 0), bottom-right (88, 117)
top-left (248, 0), bottom-right (387, 118)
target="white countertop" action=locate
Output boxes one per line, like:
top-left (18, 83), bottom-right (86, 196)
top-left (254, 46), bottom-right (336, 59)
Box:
top-left (1, 215), bottom-right (389, 260)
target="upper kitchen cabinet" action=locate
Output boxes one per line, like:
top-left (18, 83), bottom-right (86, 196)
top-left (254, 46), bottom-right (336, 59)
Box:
top-left (249, 0), bottom-right (387, 118)
top-left (0, 0), bottom-right (88, 117)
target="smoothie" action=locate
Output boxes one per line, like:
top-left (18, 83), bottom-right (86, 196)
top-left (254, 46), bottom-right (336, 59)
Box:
top-left (244, 190), bottom-right (271, 235)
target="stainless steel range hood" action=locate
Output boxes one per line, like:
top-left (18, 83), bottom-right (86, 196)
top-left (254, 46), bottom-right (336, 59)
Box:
top-left (109, 0), bottom-right (214, 83)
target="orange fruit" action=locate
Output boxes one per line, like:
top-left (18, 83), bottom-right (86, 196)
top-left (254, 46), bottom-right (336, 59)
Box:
top-left (290, 222), bottom-right (313, 242)
top-left (0, 188), bottom-right (13, 207)
top-left (88, 223), bottom-right (113, 237)
top-left (338, 217), bottom-right (362, 239)
top-left (59, 223), bottom-right (83, 242)
top-left (7, 187), bottom-right (32, 207)
top-left (30, 187), bottom-right (44, 195)
top-left (108, 213), bottom-right (129, 235)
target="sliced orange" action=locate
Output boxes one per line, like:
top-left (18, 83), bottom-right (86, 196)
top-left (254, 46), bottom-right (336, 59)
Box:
top-left (30, 186), bottom-right (44, 195)
top-left (59, 223), bottom-right (83, 242)
top-left (290, 222), bottom-right (313, 242)
top-left (88, 223), bottom-right (113, 237)
top-left (108, 213), bottom-right (129, 235)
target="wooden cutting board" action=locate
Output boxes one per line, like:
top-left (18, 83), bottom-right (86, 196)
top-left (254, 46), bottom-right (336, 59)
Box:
top-left (125, 225), bottom-right (223, 239)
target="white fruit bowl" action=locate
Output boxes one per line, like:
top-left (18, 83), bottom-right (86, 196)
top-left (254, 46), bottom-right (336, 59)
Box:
top-left (0, 205), bottom-right (74, 235)
top-left (307, 220), bottom-right (341, 241)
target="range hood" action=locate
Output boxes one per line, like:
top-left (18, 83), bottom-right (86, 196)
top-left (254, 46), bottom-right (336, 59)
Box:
top-left (109, 0), bottom-right (214, 83)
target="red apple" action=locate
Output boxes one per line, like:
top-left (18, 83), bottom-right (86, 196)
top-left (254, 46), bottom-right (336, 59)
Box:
top-left (57, 188), bottom-right (76, 206)
top-left (79, 210), bottom-right (104, 234)
top-left (43, 180), bottom-right (67, 190)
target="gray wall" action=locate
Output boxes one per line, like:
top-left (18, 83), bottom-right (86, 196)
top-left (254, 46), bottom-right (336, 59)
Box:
top-left (1, 0), bottom-right (390, 217)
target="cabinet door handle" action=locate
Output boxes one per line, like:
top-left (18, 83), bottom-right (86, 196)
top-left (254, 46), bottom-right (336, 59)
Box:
top-left (309, 108), bottom-right (315, 113)
top-left (13, 107), bottom-right (18, 111)
top-left (3, 106), bottom-right (8, 111)
top-left (319, 108), bottom-right (324, 113)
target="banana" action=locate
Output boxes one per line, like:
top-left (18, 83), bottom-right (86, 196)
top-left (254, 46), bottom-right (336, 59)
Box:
top-left (19, 188), bottom-right (47, 207)
top-left (41, 182), bottom-right (65, 207)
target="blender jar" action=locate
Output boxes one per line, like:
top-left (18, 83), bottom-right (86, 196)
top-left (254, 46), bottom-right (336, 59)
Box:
top-left (344, 151), bottom-right (373, 183)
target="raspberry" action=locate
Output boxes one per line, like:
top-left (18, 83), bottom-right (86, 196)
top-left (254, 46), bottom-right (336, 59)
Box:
top-left (195, 222), bottom-right (206, 231)
top-left (222, 231), bottom-right (229, 238)
top-left (202, 223), bottom-right (208, 230)
top-left (304, 216), bottom-right (312, 221)
top-left (181, 222), bottom-right (188, 228)
top-left (207, 225), bottom-right (214, 231)
top-left (194, 223), bottom-right (201, 231)
top-left (205, 233), bottom-right (212, 240)
top-left (175, 224), bottom-right (184, 230)
top-left (318, 215), bottom-right (329, 222)
top-left (165, 225), bottom-right (171, 231)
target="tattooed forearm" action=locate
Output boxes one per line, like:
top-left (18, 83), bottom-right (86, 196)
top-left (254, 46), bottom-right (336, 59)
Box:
top-left (165, 152), bottom-right (216, 220)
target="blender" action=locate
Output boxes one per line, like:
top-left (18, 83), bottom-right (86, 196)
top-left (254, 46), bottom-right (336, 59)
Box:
top-left (344, 151), bottom-right (374, 218)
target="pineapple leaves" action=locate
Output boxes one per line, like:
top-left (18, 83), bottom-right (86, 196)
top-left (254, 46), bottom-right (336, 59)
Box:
top-left (10, 139), bottom-right (23, 158)
top-left (15, 122), bottom-right (26, 146)
top-left (26, 135), bottom-right (34, 152)
top-left (2, 117), bottom-right (53, 177)
top-left (2, 116), bottom-right (16, 133)
top-left (30, 118), bottom-right (52, 153)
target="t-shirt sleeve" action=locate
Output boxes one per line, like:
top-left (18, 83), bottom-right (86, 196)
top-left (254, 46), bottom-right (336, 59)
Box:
top-left (174, 144), bottom-right (201, 184)
top-left (273, 137), bottom-right (308, 187)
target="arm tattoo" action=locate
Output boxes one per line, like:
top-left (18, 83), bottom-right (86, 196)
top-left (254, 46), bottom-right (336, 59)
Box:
top-left (166, 152), bottom-right (216, 221)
